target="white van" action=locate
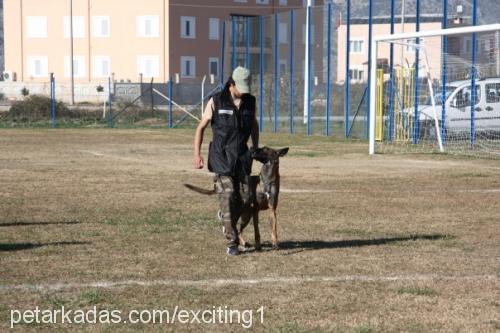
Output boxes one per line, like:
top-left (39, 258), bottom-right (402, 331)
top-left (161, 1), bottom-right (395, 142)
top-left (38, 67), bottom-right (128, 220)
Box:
top-left (411, 77), bottom-right (500, 135)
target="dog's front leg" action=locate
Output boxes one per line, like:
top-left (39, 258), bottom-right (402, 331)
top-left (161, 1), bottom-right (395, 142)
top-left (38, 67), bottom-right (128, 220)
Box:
top-left (270, 209), bottom-right (278, 249)
top-left (253, 209), bottom-right (261, 251)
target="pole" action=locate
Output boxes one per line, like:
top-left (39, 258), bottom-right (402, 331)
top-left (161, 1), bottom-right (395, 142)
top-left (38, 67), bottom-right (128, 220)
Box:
top-left (388, 0), bottom-right (395, 141)
top-left (50, 73), bottom-right (56, 128)
top-left (246, 16), bottom-right (250, 69)
top-left (70, 0), bottom-right (75, 105)
top-left (220, 21), bottom-right (226, 86)
top-left (306, 5), bottom-right (312, 135)
top-left (496, 30), bottom-right (499, 77)
top-left (470, 0), bottom-right (478, 145)
top-left (441, 0), bottom-right (448, 144)
top-left (345, 0), bottom-right (351, 138)
top-left (303, 0), bottom-right (312, 126)
top-left (232, 16), bottom-right (236, 70)
top-left (274, 13), bottom-right (279, 133)
top-left (326, 3), bottom-right (332, 136)
top-left (290, 10), bottom-right (295, 134)
top-left (107, 77), bottom-right (113, 128)
top-left (201, 75), bottom-right (206, 116)
top-left (369, 40), bottom-right (378, 155)
top-left (168, 77), bottom-right (173, 128)
top-left (366, 0), bottom-right (373, 139)
top-left (413, 0), bottom-right (421, 144)
top-left (259, 16), bottom-right (264, 132)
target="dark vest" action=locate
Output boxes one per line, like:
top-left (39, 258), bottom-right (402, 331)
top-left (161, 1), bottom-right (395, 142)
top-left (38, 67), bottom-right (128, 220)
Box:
top-left (207, 92), bottom-right (256, 176)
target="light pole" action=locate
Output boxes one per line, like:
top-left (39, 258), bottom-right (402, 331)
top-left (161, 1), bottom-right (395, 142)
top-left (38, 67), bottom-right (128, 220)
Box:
top-left (70, 0), bottom-right (75, 105)
top-left (303, 0), bottom-right (312, 125)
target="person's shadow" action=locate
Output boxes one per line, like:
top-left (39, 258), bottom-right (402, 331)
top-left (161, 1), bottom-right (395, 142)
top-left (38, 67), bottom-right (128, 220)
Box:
top-left (243, 234), bottom-right (451, 255)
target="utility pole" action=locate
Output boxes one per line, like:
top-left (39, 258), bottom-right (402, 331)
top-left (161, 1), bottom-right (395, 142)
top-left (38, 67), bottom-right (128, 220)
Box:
top-left (70, 0), bottom-right (75, 105)
top-left (303, 0), bottom-right (312, 125)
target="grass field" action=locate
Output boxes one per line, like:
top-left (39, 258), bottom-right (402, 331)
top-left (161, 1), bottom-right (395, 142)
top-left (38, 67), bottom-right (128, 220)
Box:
top-left (0, 128), bottom-right (499, 332)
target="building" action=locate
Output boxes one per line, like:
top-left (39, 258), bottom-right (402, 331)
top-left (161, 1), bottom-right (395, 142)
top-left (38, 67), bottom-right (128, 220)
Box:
top-left (3, 0), bottom-right (307, 85)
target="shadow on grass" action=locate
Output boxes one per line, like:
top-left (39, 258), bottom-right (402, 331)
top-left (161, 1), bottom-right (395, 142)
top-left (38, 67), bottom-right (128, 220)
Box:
top-left (0, 241), bottom-right (91, 252)
top-left (243, 234), bottom-right (451, 255)
top-left (0, 221), bottom-right (80, 227)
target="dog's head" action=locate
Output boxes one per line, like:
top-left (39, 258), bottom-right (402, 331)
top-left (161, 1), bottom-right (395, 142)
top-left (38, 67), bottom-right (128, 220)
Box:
top-left (252, 146), bottom-right (289, 164)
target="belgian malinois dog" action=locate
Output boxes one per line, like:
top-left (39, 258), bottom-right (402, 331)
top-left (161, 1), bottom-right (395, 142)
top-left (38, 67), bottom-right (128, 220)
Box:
top-left (184, 146), bottom-right (289, 251)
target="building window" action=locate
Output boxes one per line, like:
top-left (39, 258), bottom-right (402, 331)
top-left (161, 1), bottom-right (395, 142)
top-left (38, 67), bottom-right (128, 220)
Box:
top-left (93, 56), bottom-right (111, 78)
top-left (405, 38), bottom-right (423, 53)
top-left (256, 0), bottom-right (270, 4)
top-left (463, 37), bottom-right (472, 55)
top-left (349, 67), bottom-right (364, 82)
top-left (209, 18), bottom-right (220, 40)
top-left (209, 57), bottom-right (219, 77)
top-left (93, 16), bottom-right (110, 38)
top-left (137, 16), bottom-right (159, 37)
top-left (280, 0), bottom-right (288, 5)
top-left (26, 17), bottom-right (47, 38)
top-left (64, 56), bottom-right (86, 78)
top-left (181, 16), bottom-right (196, 39)
top-left (137, 56), bottom-right (160, 78)
top-left (279, 59), bottom-right (287, 76)
top-left (350, 39), bottom-right (364, 54)
top-left (279, 22), bottom-right (288, 44)
top-left (64, 16), bottom-right (85, 38)
top-left (27, 56), bottom-right (48, 77)
top-left (181, 56), bottom-right (196, 78)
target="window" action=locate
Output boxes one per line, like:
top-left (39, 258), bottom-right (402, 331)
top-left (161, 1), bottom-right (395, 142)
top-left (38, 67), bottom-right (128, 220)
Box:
top-left (486, 83), bottom-right (500, 104)
top-left (350, 39), bottom-right (364, 53)
top-left (181, 56), bottom-right (196, 78)
top-left (349, 66), bottom-right (364, 82)
top-left (26, 17), bottom-right (47, 38)
top-left (452, 85), bottom-right (481, 109)
top-left (463, 37), bottom-right (472, 55)
top-left (279, 0), bottom-right (288, 5)
top-left (256, 0), bottom-right (270, 4)
top-left (64, 56), bottom-right (86, 78)
top-left (209, 57), bottom-right (219, 77)
top-left (137, 16), bottom-right (159, 37)
top-left (27, 56), bottom-right (48, 77)
top-left (279, 22), bottom-right (288, 44)
top-left (93, 16), bottom-right (110, 38)
top-left (279, 59), bottom-right (287, 76)
top-left (404, 38), bottom-right (424, 53)
top-left (209, 18), bottom-right (219, 40)
top-left (137, 56), bottom-right (160, 78)
top-left (64, 16), bottom-right (85, 38)
top-left (93, 56), bottom-right (111, 78)
top-left (181, 16), bottom-right (196, 39)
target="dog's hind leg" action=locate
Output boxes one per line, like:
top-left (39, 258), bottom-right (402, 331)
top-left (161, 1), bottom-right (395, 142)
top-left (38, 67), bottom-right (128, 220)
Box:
top-left (270, 209), bottom-right (278, 249)
top-left (253, 209), bottom-right (261, 251)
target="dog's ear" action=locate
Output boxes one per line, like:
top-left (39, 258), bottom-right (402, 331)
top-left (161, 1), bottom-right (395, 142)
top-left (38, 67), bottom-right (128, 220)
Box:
top-left (278, 147), bottom-right (289, 157)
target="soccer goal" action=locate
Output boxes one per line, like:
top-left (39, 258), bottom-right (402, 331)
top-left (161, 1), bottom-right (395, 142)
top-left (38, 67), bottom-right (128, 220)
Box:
top-left (369, 23), bottom-right (500, 157)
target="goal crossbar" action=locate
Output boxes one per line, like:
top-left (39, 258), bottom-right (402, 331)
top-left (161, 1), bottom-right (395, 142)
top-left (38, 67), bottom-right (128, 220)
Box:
top-left (369, 23), bottom-right (500, 155)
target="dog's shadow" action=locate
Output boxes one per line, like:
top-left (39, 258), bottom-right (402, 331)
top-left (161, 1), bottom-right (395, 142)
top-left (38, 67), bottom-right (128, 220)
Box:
top-left (241, 234), bottom-right (451, 255)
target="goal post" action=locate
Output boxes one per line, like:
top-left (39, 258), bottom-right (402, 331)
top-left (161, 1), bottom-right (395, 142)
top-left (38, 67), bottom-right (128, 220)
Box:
top-left (369, 23), bottom-right (500, 156)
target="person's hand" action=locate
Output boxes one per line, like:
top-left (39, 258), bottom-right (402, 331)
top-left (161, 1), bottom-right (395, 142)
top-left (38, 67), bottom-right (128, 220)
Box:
top-left (194, 155), bottom-right (204, 169)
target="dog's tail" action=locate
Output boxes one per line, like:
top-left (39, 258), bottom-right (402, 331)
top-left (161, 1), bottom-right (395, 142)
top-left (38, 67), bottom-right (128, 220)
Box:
top-left (183, 184), bottom-right (217, 195)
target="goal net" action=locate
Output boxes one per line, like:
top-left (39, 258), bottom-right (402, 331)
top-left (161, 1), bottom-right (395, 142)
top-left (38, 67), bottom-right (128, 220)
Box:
top-left (369, 24), bottom-right (500, 158)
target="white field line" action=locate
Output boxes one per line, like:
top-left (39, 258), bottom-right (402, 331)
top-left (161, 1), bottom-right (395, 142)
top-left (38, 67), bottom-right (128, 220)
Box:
top-left (0, 275), bottom-right (496, 292)
top-left (77, 150), bottom-right (105, 157)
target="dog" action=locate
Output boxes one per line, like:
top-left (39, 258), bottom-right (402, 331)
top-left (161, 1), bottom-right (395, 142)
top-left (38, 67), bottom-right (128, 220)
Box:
top-left (184, 146), bottom-right (289, 251)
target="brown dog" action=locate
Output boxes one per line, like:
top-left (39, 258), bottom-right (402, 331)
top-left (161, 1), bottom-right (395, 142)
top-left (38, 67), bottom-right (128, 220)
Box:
top-left (184, 146), bottom-right (289, 251)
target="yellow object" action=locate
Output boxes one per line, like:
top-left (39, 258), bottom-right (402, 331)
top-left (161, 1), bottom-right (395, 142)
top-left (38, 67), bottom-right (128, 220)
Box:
top-left (376, 69), bottom-right (384, 141)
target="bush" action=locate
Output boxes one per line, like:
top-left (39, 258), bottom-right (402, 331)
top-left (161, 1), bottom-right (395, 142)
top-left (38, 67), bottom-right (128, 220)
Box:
top-left (8, 95), bottom-right (71, 121)
top-left (21, 87), bottom-right (30, 97)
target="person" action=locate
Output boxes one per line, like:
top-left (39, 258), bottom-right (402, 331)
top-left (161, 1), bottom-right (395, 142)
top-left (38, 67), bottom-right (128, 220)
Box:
top-left (193, 67), bottom-right (259, 256)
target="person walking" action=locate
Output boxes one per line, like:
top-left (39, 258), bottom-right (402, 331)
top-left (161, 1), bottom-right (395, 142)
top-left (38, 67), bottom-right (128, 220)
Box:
top-left (193, 67), bottom-right (259, 256)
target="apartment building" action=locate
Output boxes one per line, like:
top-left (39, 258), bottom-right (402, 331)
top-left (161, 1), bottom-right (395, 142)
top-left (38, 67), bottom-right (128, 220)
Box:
top-left (3, 0), bottom-right (307, 84)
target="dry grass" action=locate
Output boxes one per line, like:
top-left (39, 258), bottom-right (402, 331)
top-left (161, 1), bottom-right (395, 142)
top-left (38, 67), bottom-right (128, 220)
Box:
top-left (0, 128), bottom-right (499, 332)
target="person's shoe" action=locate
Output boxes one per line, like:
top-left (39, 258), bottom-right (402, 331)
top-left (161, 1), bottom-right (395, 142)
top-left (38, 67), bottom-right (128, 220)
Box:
top-left (226, 246), bottom-right (240, 256)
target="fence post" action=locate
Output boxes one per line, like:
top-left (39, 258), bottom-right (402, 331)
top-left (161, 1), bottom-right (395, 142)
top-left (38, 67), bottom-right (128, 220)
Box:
top-left (366, 0), bottom-right (373, 139)
top-left (388, 0), bottom-right (396, 141)
top-left (307, 5), bottom-right (312, 136)
top-left (345, 0), bottom-right (351, 138)
top-left (274, 13), bottom-right (279, 133)
top-left (326, 3), bottom-right (332, 136)
top-left (232, 16), bottom-right (236, 71)
top-left (50, 73), bottom-right (56, 128)
top-left (220, 21), bottom-right (226, 86)
top-left (441, 0), bottom-right (448, 144)
top-left (413, 0), bottom-right (421, 144)
top-left (168, 76), bottom-right (173, 128)
top-left (246, 16), bottom-right (250, 69)
top-left (259, 15), bottom-right (264, 132)
top-left (107, 77), bottom-right (113, 128)
top-left (290, 10), bottom-right (295, 134)
top-left (150, 78), bottom-right (154, 117)
top-left (470, 0), bottom-right (478, 145)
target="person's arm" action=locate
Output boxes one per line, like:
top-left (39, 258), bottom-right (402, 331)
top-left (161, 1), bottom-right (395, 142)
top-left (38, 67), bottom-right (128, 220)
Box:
top-left (251, 117), bottom-right (259, 150)
top-left (193, 99), bottom-right (214, 169)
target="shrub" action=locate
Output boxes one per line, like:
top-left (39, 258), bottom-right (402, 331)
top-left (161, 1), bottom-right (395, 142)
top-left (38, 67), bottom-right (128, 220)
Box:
top-left (21, 87), bottom-right (30, 97)
top-left (8, 95), bottom-right (71, 121)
